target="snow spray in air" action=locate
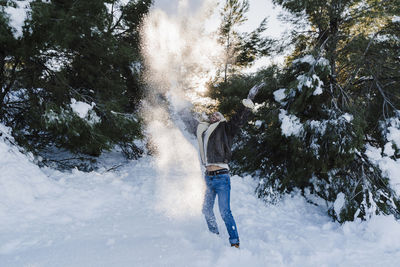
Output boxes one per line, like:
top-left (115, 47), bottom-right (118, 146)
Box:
top-left (140, 0), bottom-right (224, 218)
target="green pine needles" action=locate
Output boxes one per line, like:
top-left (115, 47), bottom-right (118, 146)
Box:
top-left (228, 52), bottom-right (399, 222)
top-left (208, 0), bottom-right (400, 222)
top-left (0, 0), bottom-right (152, 168)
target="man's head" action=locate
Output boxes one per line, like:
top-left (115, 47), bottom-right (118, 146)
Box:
top-left (209, 112), bottom-right (224, 123)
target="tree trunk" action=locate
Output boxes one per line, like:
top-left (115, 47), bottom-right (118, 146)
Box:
top-left (224, 32), bottom-right (231, 83)
top-left (327, 1), bottom-right (341, 105)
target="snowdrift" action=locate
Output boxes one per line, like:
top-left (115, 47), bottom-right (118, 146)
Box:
top-left (2, 123), bottom-right (400, 266)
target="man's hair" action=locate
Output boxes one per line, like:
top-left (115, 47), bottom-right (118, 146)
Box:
top-left (209, 112), bottom-right (225, 122)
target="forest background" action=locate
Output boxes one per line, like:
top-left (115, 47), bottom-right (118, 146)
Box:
top-left (1, 0), bottom-right (400, 223)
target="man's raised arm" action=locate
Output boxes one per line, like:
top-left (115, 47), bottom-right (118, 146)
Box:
top-left (179, 108), bottom-right (202, 136)
top-left (228, 82), bottom-right (265, 128)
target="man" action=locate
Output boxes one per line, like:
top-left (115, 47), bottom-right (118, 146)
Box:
top-left (196, 83), bottom-right (263, 248)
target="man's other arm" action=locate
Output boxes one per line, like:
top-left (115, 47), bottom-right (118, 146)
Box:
top-left (226, 82), bottom-right (265, 135)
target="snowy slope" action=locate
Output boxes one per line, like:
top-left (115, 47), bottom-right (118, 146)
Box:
top-left (1, 124), bottom-right (400, 267)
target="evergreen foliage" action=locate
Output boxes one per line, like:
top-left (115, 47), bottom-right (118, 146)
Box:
top-left (218, 0), bottom-right (273, 82)
top-left (0, 0), bottom-right (152, 167)
top-left (211, 0), bottom-right (400, 221)
top-left (2, 0), bottom-right (399, 221)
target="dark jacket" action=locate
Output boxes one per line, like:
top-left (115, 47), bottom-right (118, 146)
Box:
top-left (196, 106), bottom-right (251, 165)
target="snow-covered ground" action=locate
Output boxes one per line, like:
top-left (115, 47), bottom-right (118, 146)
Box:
top-left (1, 125), bottom-right (400, 267)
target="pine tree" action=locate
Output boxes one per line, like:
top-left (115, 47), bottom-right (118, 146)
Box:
top-left (211, 0), bottom-right (400, 221)
top-left (207, 0), bottom-right (273, 113)
top-left (218, 0), bottom-right (272, 82)
top-left (0, 0), bottom-right (21, 119)
top-left (230, 0), bottom-right (400, 221)
top-left (0, 0), bottom-right (152, 169)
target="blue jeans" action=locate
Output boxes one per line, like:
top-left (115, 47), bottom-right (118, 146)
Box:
top-left (202, 173), bottom-right (239, 245)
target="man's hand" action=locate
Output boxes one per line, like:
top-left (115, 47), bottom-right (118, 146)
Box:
top-left (247, 82), bottom-right (265, 100)
top-left (242, 99), bottom-right (255, 109)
